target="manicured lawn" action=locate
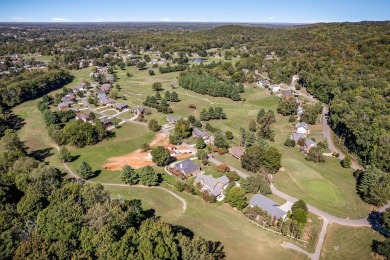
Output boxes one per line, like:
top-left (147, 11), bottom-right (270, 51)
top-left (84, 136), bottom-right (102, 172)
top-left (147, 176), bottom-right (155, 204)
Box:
top-left (320, 224), bottom-right (385, 260)
top-left (100, 109), bottom-right (118, 116)
top-left (106, 183), bottom-right (308, 260)
top-left (67, 123), bottom-right (155, 183)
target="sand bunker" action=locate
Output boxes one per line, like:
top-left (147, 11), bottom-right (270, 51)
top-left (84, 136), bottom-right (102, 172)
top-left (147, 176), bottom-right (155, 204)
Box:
top-left (102, 133), bottom-right (194, 171)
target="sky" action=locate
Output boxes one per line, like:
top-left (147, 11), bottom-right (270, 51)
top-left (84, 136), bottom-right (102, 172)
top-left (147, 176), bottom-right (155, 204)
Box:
top-left (0, 0), bottom-right (389, 23)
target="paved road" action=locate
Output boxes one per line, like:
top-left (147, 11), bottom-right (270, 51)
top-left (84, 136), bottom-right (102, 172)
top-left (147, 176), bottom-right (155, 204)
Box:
top-left (322, 106), bottom-right (362, 170)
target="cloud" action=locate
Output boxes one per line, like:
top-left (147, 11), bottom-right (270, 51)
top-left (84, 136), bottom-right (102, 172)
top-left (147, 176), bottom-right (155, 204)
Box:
top-left (158, 17), bottom-right (172, 22)
top-left (12, 16), bottom-right (29, 21)
top-left (268, 16), bottom-right (274, 20)
top-left (51, 17), bottom-right (71, 22)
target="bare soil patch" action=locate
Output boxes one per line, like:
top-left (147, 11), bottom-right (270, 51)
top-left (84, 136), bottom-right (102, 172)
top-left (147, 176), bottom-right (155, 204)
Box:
top-left (102, 133), bottom-right (193, 171)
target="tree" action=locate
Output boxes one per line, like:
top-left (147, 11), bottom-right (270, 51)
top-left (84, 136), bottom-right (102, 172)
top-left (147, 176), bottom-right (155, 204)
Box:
top-left (143, 55), bottom-right (151, 62)
top-left (148, 69), bottom-right (155, 76)
top-left (58, 146), bottom-right (72, 162)
top-left (225, 131), bottom-right (233, 140)
top-left (341, 154), bottom-right (352, 168)
top-left (214, 131), bottom-right (228, 148)
top-left (249, 119), bottom-right (257, 132)
top-left (306, 147), bottom-right (325, 163)
top-left (216, 164), bottom-right (230, 173)
top-left (121, 165), bottom-right (139, 185)
top-left (151, 146), bottom-right (172, 166)
top-left (77, 162), bottom-right (94, 179)
top-left (245, 132), bottom-right (255, 147)
top-left (155, 91), bottom-right (161, 100)
top-left (225, 187), bottom-right (247, 210)
top-left (262, 146), bottom-right (282, 173)
top-left (137, 61), bottom-right (146, 70)
top-left (241, 174), bottom-right (271, 194)
top-left (140, 143), bottom-right (150, 152)
top-left (138, 166), bottom-right (160, 186)
top-left (241, 144), bottom-right (265, 173)
top-left (172, 119), bottom-right (192, 142)
top-left (277, 99), bottom-right (298, 116)
top-left (164, 91), bottom-right (171, 101)
top-left (152, 82), bottom-right (163, 91)
top-left (291, 200), bottom-right (308, 214)
top-left (226, 171), bottom-right (240, 183)
top-left (148, 119), bottom-right (161, 132)
top-left (170, 91), bottom-right (179, 102)
top-left (292, 208), bottom-right (307, 225)
top-left (372, 239), bottom-right (390, 259)
top-left (200, 108), bottom-right (209, 121)
top-left (196, 137), bottom-right (206, 149)
top-left (196, 149), bottom-right (207, 161)
top-left (284, 137), bottom-right (296, 147)
top-left (358, 167), bottom-right (390, 206)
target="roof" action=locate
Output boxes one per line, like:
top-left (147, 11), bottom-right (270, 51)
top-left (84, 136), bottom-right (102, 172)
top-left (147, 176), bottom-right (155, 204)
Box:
top-left (259, 80), bottom-right (270, 85)
top-left (114, 103), bottom-right (128, 109)
top-left (166, 116), bottom-right (181, 123)
top-left (194, 58), bottom-right (202, 63)
top-left (270, 84), bottom-right (280, 89)
top-left (100, 118), bottom-right (111, 125)
top-left (173, 159), bottom-right (200, 175)
top-left (282, 90), bottom-right (293, 96)
top-left (296, 122), bottom-right (308, 130)
top-left (249, 194), bottom-right (286, 219)
top-left (229, 147), bottom-right (244, 158)
top-left (193, 128), bottom-right (207, 138)
top-left (291, 132), bottom-right (306, 142)
top-left (77, 113), bottom-right (90, 120)
top-left (101, 83), bottom-right (112, 91)
top-left (58, 102), bottom-right (71, 108)
top-left (194, 174), bottom-right (229, 197)
top-left (304, 139), bottom-right (317, 147)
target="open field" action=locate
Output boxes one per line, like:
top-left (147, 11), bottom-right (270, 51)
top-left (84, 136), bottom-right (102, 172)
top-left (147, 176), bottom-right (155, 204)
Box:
top-left (67, 123), bottom-right (155, 183)
top-left (12, 63), bottom-right (371, 219)
top-left (105, 184), bottom-right (308, 260)
top-left (320, 224), bottom-right (385, 260)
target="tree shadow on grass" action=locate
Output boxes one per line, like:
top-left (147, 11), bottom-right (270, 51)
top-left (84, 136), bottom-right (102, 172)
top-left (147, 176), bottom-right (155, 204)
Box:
top-left (171, 225), bottom-right (195, 238)
top-left (8, 113), bottom-right (25, 131)
top-left (94, 169), bottom-right (102, 178)
top-left (143, 208), bottom-right (156, 219)
top-left (29, 147), bottom-right (54, 161)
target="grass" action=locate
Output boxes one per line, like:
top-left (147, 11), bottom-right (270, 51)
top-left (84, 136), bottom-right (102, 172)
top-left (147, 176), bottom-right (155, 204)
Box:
top-left (67, 123), bottom-right (155, 183)
top-left (214, 154), bottom-right (254, 176)
top-left (105, 183), bottom-right (308, 260)
top-left (320, 224), bottom-right (385, 260)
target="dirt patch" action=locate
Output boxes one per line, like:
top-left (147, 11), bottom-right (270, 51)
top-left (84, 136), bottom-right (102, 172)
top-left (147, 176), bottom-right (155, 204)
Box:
top-left (102, 133), bottom-right (193, 171)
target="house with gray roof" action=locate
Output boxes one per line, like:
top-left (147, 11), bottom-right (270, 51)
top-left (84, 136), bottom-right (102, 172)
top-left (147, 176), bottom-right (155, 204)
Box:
top-left (258, 79), bottom-right (270, 88)
top-left (58, 101), bottom-right (72, 110)
top-left (249, 194), bottom-right (287, 219)
top-left (101, 83), bottom-right (112, 93)
top-left (172, 159), bottom-right (201, 177)
top-left (166, 116), bottom-right (181, 124)
top-left (229, 147), bottom-right (244, 160)
top-left (113, 103), bottom-right (129, 111)
top-left (194, 174), bottom-right (229, 200)
top-left (291, 132), bottom-right (306, 144)
top-left (192, 127), bottom-right (208, 140)
top-left (133, 106), bottom-right (147, 115)
top-left (281, 90), bottom-right (294, 100)
top-left (295, 122), bottom-right (309, 134)
top-left (303, 139), bottom-right (317, 154)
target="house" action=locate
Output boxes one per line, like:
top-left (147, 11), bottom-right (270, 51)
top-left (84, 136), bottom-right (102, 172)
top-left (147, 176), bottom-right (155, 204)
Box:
top-left (297, 106), bottom-right (304, 117)
top-left (166, 116), bottom-right (181, 124)
top-left (194, 58), bottom-right (202, 63)
top-left (249, 194), bottom-right (287, 219)
top-left (303, 139), bottom-right (317, 154)
top-left (194, 174), bottom-right (230, 201)
top-left (100, 118), bottom-right (113, 129)
top-left (172, 159), bottom-right (201, 177)
top-left (133, 106), bottom-right (147, 115)
top-left (192, 127), bottom-right (208, 140)
top-left (100, 83), bottom-right (112, 93)
top-left (75, 112), bottom-right (91, 123)
top-left (58, 102), bottom-right (72, 110)
top-left (291, 132), bottom-right (306, 144)
top-left (258, 80), bottom-right (270, 88)
top-left (113, 103), bottom-right (129, 111)
top-left (295, 122), bottom-right (309, 134)
top-left (229, 147), bottom-right (244, 160)
top-left (281, 90), bottom-right (294, 100)
top-left (100, 98), bottom-right (113, 106)
top-left (269, 84), bottom-right (281, 93)
top-left (72, 86), bottom-right (83, 93)
top-left (105, 74), bottom-right (115, 83)
top-left (80, 80), bottom-right (90, 88)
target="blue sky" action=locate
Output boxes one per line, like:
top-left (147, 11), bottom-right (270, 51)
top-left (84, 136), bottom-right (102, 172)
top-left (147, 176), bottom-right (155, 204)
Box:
top-left (1, 0), bottom-right (389, 23)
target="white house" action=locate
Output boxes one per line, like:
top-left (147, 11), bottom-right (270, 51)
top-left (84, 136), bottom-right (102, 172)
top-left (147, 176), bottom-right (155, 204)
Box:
top-left (295, 122), bottom-right (309, 135)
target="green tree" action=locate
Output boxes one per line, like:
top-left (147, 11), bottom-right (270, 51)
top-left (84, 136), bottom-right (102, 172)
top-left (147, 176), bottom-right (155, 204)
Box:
top-left (170, 91), bottom-right (179, 102)
top-left (372, 239), bottom-right (390, 259)
top-left (292, 208), bottom-right (307, 225)
top-left (165, 91), bottom-right (171, 101)
top-left (225, 187), bottom-right (247, 210)
top-left (148, 119), bottom-right (161, 132)
top-left (241, 174), bottom-right (271, 194)
top-left (341, 154), bottom-right (352, 168)
top-left (139, 166), bottom-right (160, 186)
top-left (358, 167), bottom-right (390, 206)
top-left (151, 146), bottom-right (172, 166)
top-left (58, 146), bottom-right (72, 162)
top-left (249, 119), bottom-right (257, 132)
top-left (225, 131), bottom-right (233, 140)
top-left (214, 131), bottom-right (228, 148)
top-left (196, 137), bottom-right (206, 149)
top-left (196, 149), bottom-right (207, 161)
top-left (148, 69), bottom-right (155, 76)
top-left (121, 165), bottom-right (139, 185)
top-left (263, 146), bottom-right (282, 173)
top-left (77, 161), bottom-right (95, 179)
top-left (152, 82), bottom-right (163, 91)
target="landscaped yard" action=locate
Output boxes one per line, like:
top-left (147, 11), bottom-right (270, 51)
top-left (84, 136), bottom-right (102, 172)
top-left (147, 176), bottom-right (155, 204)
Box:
top-left (320, 224), bottom-right (385, 260)
top-left (105, 184), bottom-right (308, 260)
